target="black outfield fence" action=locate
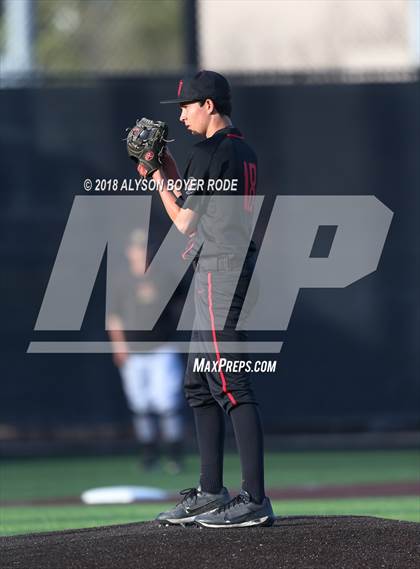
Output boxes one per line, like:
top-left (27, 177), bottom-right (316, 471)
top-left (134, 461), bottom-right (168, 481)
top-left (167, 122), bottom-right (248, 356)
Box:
top-left (1, 74), bottom-right (419, 438)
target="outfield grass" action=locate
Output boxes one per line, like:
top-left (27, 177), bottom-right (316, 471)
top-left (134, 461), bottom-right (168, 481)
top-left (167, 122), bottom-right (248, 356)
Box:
top-left (1, 498), bottom-right (418, 536)
top-left (1, 450), bottom-right (418, 501)
top-left (0, 450), bottom-right (419, 535)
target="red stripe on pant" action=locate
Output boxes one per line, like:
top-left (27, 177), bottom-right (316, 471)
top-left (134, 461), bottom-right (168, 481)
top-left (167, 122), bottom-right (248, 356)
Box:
top-left (207, 272), bottom-right (237, 407)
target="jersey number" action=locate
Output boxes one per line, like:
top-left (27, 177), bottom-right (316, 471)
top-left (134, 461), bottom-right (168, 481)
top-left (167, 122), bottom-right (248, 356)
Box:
top-left (243, 161), bottom-right (256, 212)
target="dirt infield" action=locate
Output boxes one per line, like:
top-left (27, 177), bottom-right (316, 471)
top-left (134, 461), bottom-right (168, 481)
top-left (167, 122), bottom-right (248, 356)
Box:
top-left (2, 516), bottom-right (419, 569)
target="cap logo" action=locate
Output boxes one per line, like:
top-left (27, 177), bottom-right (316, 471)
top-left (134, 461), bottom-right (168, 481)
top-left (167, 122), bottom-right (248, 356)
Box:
top-left (177, 80), bottom-right (183, 97)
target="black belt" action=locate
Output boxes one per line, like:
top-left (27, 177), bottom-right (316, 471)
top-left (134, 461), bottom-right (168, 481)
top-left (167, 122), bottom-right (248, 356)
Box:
top-left (194, 254), bottom-right (249, 272)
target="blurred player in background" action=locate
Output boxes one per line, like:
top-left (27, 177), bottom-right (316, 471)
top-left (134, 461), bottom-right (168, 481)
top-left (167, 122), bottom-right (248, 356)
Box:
top-left (107, 229), bottom-right (184, 473)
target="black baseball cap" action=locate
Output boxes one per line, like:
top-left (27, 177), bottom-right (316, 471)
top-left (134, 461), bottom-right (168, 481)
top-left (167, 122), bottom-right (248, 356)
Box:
top-left (160, 70), bottom-right (231, 105)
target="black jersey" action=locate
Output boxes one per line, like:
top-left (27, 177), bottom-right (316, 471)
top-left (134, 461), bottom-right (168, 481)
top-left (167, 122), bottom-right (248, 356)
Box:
top-left (180, 126), bottom-right (258, 260)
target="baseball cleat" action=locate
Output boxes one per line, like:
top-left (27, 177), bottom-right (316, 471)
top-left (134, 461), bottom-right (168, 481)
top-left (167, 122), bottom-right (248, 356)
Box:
top-left (156, 486), bottom-right (231, 525)
top-left (194, 489), bottom-right (275, 528)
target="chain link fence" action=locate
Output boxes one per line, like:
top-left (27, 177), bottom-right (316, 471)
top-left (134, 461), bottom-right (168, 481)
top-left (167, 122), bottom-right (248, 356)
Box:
top-left (199, 0), bottom-right (419, 74)
top-left (1, 0), bottom-right (419, 83)
top-left (0, 0), bottom-right (185, 78)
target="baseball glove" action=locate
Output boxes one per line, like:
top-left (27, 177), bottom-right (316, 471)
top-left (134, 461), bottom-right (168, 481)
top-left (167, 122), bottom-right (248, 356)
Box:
top-left (126, 117), bottom-right (169, 177)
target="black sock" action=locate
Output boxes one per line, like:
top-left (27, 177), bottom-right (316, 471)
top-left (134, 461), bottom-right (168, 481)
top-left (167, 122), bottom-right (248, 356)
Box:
top-left (193, 404), bottom-right (225, 494)
top-left (230, 403), bottom-right (265, 504)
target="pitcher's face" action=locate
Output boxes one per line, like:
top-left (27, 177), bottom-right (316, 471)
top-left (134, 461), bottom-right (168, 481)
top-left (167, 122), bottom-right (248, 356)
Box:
top-left (179, 101), bottom-right (210, 136)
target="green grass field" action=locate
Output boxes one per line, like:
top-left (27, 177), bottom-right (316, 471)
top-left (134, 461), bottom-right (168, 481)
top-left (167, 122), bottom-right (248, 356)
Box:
top-left (1, 450), bottom-right (419, 536)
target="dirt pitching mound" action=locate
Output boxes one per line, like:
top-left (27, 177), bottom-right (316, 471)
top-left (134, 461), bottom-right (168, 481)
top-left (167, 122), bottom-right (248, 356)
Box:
top-left (2, 516), bottom-right (419, 569)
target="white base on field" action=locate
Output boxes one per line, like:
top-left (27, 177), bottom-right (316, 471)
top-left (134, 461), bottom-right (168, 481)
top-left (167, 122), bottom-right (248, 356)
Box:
top-left (81, 486), bottom-right (170, 504)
